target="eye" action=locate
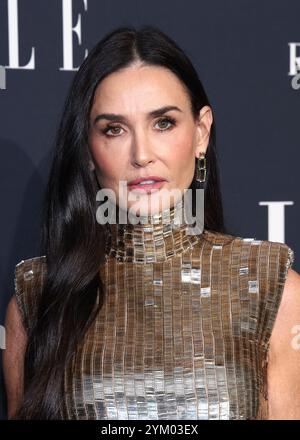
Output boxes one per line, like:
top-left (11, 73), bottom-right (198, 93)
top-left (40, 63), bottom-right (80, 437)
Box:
top-left (155, 116), bottom-right (176, 131)
top-left (100, 116), bottom-right (176, 137)
top-left (101, 125), bottom-right (124, 137)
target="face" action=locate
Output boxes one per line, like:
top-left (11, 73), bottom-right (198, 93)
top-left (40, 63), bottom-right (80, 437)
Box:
top-left (88, 63), bottom-right (213, 218)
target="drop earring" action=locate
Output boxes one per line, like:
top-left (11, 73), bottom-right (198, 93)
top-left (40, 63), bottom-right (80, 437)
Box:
top-left (195, 151), bottom-right (206, 183)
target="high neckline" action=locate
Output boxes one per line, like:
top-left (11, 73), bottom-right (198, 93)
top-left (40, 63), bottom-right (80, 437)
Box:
top-left (105, 197), bottom-right (206, 263)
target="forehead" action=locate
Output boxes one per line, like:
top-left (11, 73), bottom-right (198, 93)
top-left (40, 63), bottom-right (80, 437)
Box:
top-left (91, 64), bottom-right (190, 111)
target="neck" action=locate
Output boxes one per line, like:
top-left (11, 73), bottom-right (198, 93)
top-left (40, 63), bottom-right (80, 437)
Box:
top-left (105, 197), bottom-right (205, 263)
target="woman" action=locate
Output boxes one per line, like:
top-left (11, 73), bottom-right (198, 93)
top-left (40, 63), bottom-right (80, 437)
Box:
top-left (3, 25), bottom-right (300, 420)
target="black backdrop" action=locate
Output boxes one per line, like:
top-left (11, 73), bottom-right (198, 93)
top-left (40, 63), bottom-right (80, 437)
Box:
top-left (0, 0), bottom-right (299, 420)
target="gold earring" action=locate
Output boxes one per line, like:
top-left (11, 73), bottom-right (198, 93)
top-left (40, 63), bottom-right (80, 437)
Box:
top-left (195, 151), bottom-right (206, 183)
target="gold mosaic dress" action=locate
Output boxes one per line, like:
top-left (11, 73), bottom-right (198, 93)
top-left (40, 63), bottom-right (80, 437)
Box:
top-left (14, 205), bottom-right (294, 420)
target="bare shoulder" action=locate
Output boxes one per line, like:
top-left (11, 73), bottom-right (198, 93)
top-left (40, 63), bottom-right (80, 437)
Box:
top-left (269, 268), bottom-right (300, 359)
top-left (4, 294), bottom-right (28, 345)
top-left (269, 268), bottom-right (300, 355)
top-left (268, 268), bottom-right (300, 419)
top-left (3, 295), bottom-right (28, 419)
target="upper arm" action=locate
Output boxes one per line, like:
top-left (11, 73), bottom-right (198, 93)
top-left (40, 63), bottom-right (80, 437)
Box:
top-left (268, 268), bottom-right (300, 419)
top-left (2, 294), bottom-right (28, 419)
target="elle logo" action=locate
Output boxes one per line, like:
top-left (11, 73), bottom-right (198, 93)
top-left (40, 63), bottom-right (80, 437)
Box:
top-left (0, 65), bottom-right (6, 89)
top-left (2, 0), bottom-right (88, 72)
top-left (259, 201), bottom-right (294, 243)
top-left (288, 43), bottom-right (300, 90)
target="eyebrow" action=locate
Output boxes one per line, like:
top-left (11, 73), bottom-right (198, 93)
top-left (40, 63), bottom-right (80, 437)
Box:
top-left (92, 105), bottom-right (183, 125)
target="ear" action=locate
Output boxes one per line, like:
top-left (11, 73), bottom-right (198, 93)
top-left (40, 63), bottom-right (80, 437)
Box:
top-left (194, 105), bottom-right (213, 158)
top-left (87, 148), bottom-right (96, 171)
top-left (89, 160), bottom-right (95, 171)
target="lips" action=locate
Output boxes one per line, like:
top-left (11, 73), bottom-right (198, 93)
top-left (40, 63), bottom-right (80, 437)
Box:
top-left (127, 176), bottom-right (166, 193)
top-left (127, 176), bottom-right (166, 186)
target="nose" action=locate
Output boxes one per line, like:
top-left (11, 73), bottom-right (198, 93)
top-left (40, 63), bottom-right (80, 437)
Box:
top-left (130, 133), bottom-right (155, 168)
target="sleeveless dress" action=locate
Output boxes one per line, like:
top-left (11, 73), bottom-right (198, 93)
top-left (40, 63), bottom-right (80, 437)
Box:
top-left (13, 205), bottom-right (295, 420)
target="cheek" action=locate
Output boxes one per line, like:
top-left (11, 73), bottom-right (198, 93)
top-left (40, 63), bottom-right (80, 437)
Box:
top-left (89, 143), bottom-right (123, 185)
top-left (169, 135), bottom-right (194, 169)
top-left (165, 134), bottom-right (195, 187)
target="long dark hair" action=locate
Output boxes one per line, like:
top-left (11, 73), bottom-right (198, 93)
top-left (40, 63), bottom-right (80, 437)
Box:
top-left (14, 25), bottom-right (227, 419)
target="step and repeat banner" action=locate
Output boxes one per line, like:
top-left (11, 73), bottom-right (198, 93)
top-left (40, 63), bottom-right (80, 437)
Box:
top-left (0, 0), bottom-right (299, 420)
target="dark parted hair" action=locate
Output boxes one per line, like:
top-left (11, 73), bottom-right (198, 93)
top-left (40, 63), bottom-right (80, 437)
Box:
top-left (14, 25), bottom-right (226, 419)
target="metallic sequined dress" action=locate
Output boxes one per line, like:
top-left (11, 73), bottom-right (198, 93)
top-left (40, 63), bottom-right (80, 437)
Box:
top-left (14, 202), bottom-right (294, 420)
